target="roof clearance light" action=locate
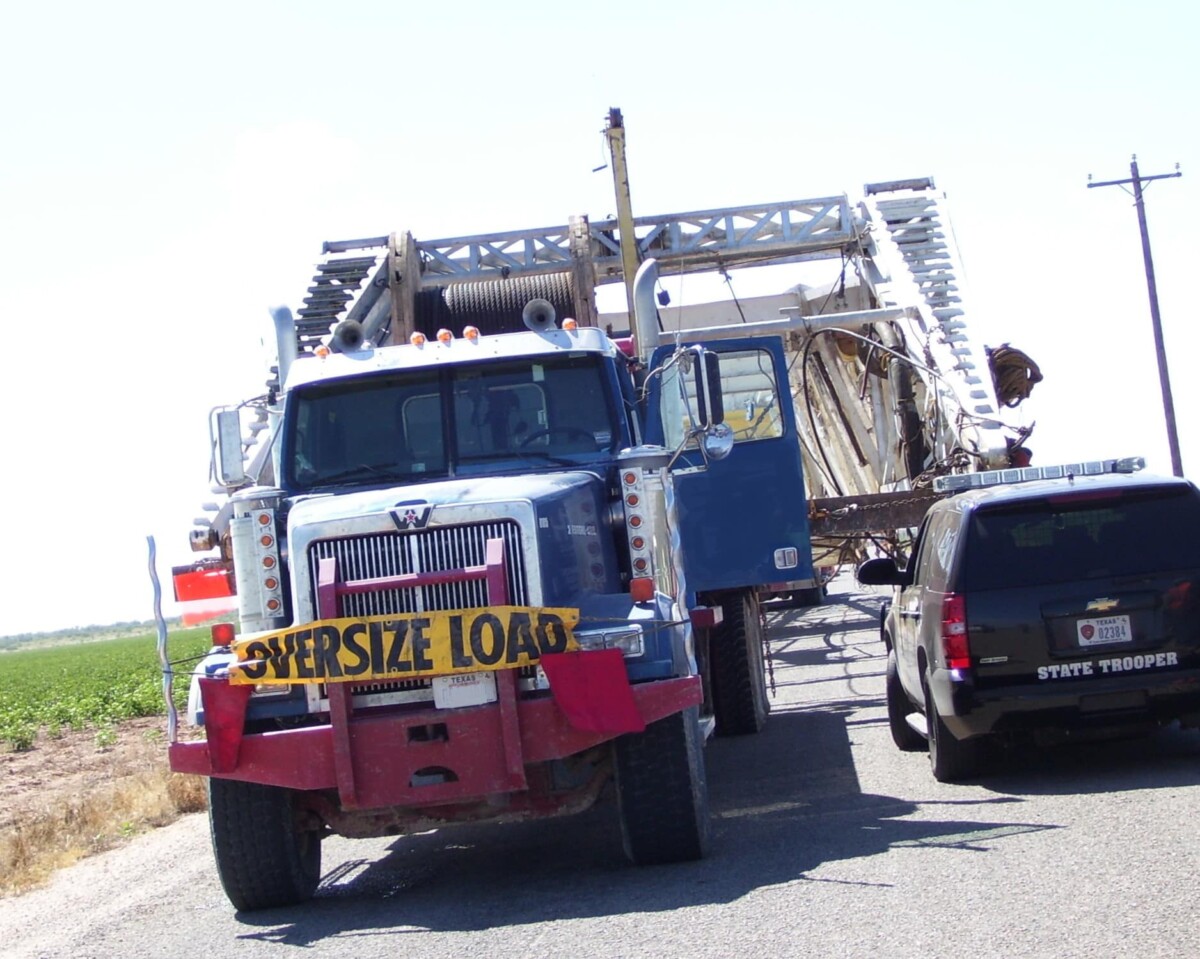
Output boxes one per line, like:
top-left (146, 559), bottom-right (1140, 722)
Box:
top-left (463, 325), bottom-right (480, 341)
top-left (315, 344), bottom-right (330, 358)
top-left (562, 318), bottom-right (578, 331)
top-left (411, 332), bottom-right (427, 347)
top-left (933, 457), bottom-right (1145, 494)
top-left (437, 328), bottom-right (453, 343)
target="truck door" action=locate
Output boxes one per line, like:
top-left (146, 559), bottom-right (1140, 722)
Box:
top-left (645, 336), bottom-right (813, 594)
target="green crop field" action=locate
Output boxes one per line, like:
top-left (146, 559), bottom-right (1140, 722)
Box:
top-left (0, 628), bottom-right (214, 750)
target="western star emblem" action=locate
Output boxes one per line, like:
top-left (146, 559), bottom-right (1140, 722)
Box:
top-left (1086, 598), bottom-right (1119, 613)
top-left (390, 502), bottom-right (433, 530)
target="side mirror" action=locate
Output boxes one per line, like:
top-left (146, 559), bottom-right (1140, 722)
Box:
top-left (211, 409), bottom-right (247, 488)
top-left (692, 348), bottom-right (725, 429)
top-left (856, 556), bottom-right (910, 587)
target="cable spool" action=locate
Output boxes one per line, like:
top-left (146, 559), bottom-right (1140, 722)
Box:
top-left (414, 274), bottom-right (575, 337)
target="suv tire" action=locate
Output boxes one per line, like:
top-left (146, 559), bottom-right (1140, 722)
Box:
top-left (886, 649), bottom-right (925, 752)
top-left (924, 676), bottom-right (984, 782)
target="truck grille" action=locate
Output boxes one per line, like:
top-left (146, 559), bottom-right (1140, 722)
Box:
top-left (307, 520), bottom-right (528, 617)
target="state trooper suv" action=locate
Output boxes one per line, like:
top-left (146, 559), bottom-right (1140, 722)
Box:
top-left (857, 458), bottom-right (1200, 782)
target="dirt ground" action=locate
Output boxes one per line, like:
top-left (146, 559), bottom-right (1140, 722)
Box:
top-left (0, 717), bottom-right (188, 832)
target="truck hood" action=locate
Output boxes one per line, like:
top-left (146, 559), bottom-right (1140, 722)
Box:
top-left (286, 470), bottom-right (605, 528)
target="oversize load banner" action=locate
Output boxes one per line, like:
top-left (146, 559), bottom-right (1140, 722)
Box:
top-left (229, 606), bottom-right (580, 685)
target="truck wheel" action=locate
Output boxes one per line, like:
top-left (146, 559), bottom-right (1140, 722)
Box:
top-left (790, 585), bottom-right (825, 608)
top-left (886, 649), bottom-right (925, 752)
top-left (208, 778), bottom-right (322, 911)
top-left (614, 706), bottom-right (711, 865)
top-left (923, 677), bottom-right (983, 783)
top-left (710, 589), bottom-right (769, 736)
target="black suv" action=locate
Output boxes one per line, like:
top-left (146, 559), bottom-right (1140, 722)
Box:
top-left (858, 462), bottom-right (1200, 781)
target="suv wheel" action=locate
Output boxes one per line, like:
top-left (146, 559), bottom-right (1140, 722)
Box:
top-left (924, 676), bottom-right (984, 783)
top-left (886, 649), bottom-right (925, 752)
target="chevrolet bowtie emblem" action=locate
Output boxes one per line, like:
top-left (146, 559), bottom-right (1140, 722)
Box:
top-left (1086, 598), bottom-right (1120, 613)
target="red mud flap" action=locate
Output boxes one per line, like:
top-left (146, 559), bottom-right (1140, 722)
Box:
top-left (169, 671), bottom-right (702, 810)
top-left (540, 649), bottom-right (645, 734)
top-left (197, 678), bottom-right (253, 773)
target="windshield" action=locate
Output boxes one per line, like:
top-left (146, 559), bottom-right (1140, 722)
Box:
top-left (284, 353), bottom-right (619, 490)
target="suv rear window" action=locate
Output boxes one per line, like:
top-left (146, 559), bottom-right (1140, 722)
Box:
top-left (959, 486), bottom-right (1200, 590)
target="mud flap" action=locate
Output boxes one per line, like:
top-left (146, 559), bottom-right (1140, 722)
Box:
top-left (540, 649), bottom-right (646, 734)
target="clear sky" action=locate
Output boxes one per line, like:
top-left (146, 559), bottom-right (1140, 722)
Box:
top-left (1, 0), bottom-right (1196, 635)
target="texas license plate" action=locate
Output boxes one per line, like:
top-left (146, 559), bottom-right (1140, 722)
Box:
top-left (432, 670), bottom-right (497, 708)
top-left (1076, 615), bottom-right (1132, 647)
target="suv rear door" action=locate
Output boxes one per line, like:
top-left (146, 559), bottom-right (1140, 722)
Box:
top-left (958, 482), bottom-right (1200, 693)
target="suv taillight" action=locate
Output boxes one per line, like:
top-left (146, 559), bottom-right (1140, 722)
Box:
top-left (941, 593), bottom-right (971, 670)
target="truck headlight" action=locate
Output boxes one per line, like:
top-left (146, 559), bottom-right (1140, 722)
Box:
top-left (574, 625), bottom-right (645, 658)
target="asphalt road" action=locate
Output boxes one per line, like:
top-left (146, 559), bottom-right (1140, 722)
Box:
top-left (6, 581), bottom-right (1200, 959)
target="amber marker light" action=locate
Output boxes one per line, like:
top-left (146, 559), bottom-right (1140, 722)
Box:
top-left (626, 493), bottom-right (640, 507)
top-left (623, 471), bottom-right (638, 485)
top-left (633, 558), bottom-right (649, 572)
top-left (265, 598), bottom-right (281, 612)
top-left (264, 577), bottom-right (279, 590)
top-left (437, 328), bottom-right (453, 343)
top-left (262, 555), bottom-right (276, 569)
top-left (629, 515), bottom-right (643, 528)
top-left (411, 332), bottom-right (427, 346)
top-left (463, 325), bottom-right (480, 341)
top-left (260, 534), bottom-right (273, 547)
top-left (630, 577), bottom-right (655, 602)
top-left (562, 318), bottom-right (578, 331)
top-left (631, 536), bottom-right (646, 550)
top-left (257, 513), bottom-right (271, 526)
top-left (315, 344), bottom-right (331, 358)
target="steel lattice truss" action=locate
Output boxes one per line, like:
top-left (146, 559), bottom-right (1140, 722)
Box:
top-left (415, 196), bottom-right (857, 284)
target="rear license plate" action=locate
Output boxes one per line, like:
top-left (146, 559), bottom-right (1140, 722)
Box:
top-left (433, 671), bottom-right (497, 708)
top-left (1076, 615), bottom-right (1132, 647)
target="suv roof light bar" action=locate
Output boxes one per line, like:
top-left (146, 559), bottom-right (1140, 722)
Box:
top-left (933, 457), bottom-right (1145, 494)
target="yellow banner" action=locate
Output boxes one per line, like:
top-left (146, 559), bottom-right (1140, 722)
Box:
top-left (229, 606), bottom-right (579, 685)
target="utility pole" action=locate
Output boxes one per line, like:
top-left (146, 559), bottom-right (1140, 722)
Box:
top-left (1088, 155), bottom-right (1184, 476)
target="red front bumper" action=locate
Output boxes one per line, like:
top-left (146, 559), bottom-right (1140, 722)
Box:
top-left (170, 670), bottom-right (700, 811)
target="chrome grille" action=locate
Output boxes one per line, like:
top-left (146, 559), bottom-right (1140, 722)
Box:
top-left (307, 520), bottom-right (528, 617)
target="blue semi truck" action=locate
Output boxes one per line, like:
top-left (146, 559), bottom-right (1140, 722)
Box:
top-left (165, 251), bottom-right (819, 910)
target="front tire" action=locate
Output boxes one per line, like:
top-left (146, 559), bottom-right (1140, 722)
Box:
top-left (208, 778), bottom-right (322, 911)
top-left (615, 706), bottom-right (711, 865)
top-left (709, 589), bottom-right (770, 736)
top-left (924, 677), bottom-right (983, 783)
top-left (886, 649), bottom-right (925, 752)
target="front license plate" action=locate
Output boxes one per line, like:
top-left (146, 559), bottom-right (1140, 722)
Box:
top-left (1076, 615), bottom-right (1132, 647)
top-left (433, 671), bottom-right (497, 708)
